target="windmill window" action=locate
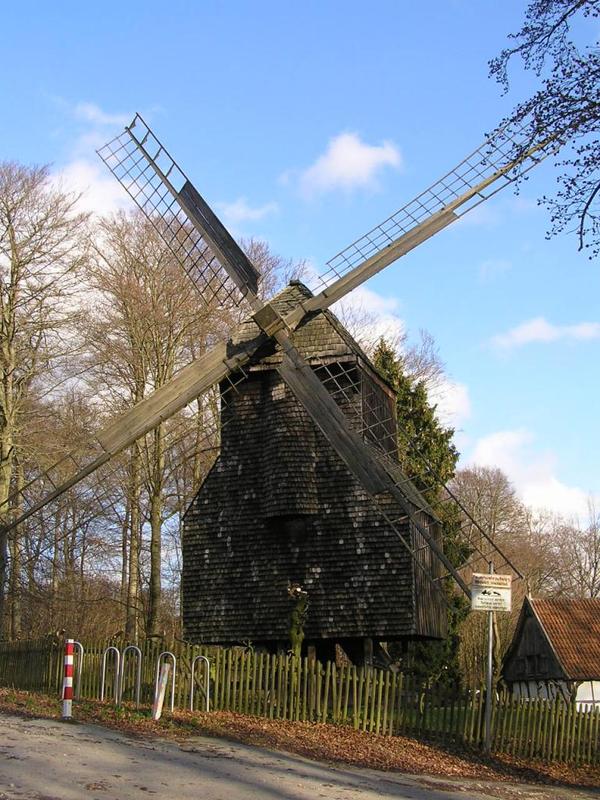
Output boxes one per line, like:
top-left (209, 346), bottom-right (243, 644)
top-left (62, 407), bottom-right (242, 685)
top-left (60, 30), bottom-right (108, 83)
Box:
top-left (537, 655), bottom-right (548, 674)
top-left (526, 655), bottom-right (537, 675)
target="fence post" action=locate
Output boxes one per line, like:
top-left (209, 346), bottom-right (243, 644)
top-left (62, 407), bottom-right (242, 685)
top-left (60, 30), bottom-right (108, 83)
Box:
top-left (61, 639), bottom-right (74, 720)
top-left (484, 561), bottom-right (494, 753)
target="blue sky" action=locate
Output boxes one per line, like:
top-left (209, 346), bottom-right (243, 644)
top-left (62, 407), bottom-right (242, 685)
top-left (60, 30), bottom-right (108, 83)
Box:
top-left (2, 0), bottom-right (598, 517)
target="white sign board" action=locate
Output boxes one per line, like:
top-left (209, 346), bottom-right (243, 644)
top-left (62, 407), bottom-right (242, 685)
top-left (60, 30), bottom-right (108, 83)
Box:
top-left (471, 573), bottom-right (512, 612)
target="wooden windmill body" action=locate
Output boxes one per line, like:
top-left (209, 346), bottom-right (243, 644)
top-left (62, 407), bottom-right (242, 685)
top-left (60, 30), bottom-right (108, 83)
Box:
top-left (183, 282), bottom-right (445, 660)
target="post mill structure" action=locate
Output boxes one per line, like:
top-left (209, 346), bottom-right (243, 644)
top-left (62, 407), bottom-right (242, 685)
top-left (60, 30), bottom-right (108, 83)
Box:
top-left (0, 112), bottom-right (556, 660)
top-left (183, 281), bottom-right (445, 662)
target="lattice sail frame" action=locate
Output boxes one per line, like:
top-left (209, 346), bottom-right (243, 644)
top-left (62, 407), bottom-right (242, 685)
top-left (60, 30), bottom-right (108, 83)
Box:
top-left (3, 366), bottom-right (250, 555)
top-left (310, 116), bottom-right (556, 294)
top-left (313, 357), bottom-right (523, 585)
top-left (97, 114), bottom-right (259, 310)
top-left (7, 369), bottom-right (252, 585)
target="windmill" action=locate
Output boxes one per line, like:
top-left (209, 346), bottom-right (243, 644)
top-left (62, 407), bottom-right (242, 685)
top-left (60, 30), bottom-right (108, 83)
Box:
top-left (2, 112), bottom-right (554, 656)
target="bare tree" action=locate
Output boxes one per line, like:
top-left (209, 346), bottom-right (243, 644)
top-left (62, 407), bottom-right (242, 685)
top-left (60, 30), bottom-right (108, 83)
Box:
top-left (85, 211), bottom-right (215, 638)
top-left (242, 237), bottom-right (308, 300)
top-left (0, 162), bottom-right (88, 631)
top-left (450, 466), bottom-right (560, 683)
top-left (551, 501), bottom-right (600, 597)
top-left (491, 0), bottom-right (600, 256)
top-left (335, 297), bottom-right (446, 390)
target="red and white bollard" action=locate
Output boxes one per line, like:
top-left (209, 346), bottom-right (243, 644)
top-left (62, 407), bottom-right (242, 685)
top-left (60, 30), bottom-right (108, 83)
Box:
top-left (61, 638), bottom-right (74, 719)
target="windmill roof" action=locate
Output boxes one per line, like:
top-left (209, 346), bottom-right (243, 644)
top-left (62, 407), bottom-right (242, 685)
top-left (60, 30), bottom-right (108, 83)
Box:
top-left (232, 280), bottom-right (431, 515)
top-left (530, 597), bottom-right (600, 680)
top-left (233, 281), bottom-right (394, 392)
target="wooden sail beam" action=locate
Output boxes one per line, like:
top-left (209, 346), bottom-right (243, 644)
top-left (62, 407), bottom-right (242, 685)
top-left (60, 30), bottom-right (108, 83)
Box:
top-left (0, 331), bottom-right (268, 535)
top-left (273, 328), bottom-right (472, 598)
top-left (283, 136), bottom-right (553, 323)
top-left (98, 331), bottom-right (267, 454)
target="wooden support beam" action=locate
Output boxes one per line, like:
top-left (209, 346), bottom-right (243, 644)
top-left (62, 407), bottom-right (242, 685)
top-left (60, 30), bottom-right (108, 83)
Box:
top-left (178, 181), bottom-right (260, 297)
top-left (282, 209), bottom-right (457, 328)
top-left (274, 328), bottom-right (472, 598)
top-left (98, 332), bottom-right (267, 455)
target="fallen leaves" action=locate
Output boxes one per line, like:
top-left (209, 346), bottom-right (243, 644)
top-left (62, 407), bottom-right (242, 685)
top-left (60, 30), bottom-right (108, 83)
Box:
top-left (0, 688), bottom-right (597, 790)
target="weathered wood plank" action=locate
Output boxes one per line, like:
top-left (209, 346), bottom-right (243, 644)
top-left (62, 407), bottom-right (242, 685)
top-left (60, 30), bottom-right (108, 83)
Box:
top-left (98, 334), bottom-right (266, 454)
top-left (178, 180), bottom-right (260, 297)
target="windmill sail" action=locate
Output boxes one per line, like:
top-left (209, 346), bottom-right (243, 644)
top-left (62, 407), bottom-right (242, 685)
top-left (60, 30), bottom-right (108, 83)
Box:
top-left (273, 329), bottom-right (520, 600)
top-left (0, 339), bottom-right (262, 535)
top-left (308, 348), bottom-right (523, 584)
top-left (10, 404), bottom-right (226, 591)
top-left (97, 114), bottom-right (260, 305)
top-left (296, 116), bottom-right (556, 314)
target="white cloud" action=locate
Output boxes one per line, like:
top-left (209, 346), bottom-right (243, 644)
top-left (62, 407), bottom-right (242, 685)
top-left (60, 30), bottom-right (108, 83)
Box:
top-left (492, 317), bottom-right (600, 349)
top-left (53, 101), bottom-right (134, 216)
top-left (454, 201), bottom-right (502, 229)
top-left (73, 102), bottom-right (130, 127)
top-left (509, 195), bottom-right (539, 214)
top-left (297, 132), bottom-right (401, 195)
top-left (429, 379), bottom-right (471, 429)
top-left (57, 159), bottom-right (131, 216)
top-left (332, 284), bottom-right (405, 350)
top-left (456, 193), bottom-right (537, 232)
top-left (467, 428), bottom-right (590, 516)
top-left (216, 197), bottom-right (278, 226)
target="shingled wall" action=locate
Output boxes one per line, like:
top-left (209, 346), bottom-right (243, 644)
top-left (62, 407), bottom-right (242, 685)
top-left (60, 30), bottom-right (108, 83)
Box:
top-left (182, 283), bottom-right (446, 649)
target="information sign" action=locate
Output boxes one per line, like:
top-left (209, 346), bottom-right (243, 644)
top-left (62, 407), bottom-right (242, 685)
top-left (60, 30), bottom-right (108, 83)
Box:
top-left (471, 573), bottom-right (512, 612)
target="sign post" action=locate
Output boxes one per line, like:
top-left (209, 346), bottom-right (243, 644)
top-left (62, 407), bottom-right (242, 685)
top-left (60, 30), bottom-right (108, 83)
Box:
top-left (471, 571), bottom-right (512, 613)
top-left (471, 566), bottom-right (512, 753)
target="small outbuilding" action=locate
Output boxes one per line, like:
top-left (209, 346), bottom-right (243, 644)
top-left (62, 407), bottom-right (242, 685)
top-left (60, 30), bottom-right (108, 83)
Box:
top-left (502, 597), bottom-right (600, 709)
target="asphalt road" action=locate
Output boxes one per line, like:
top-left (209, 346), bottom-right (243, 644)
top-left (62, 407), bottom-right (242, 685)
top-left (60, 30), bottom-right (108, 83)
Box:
top-left (0, 712), bottom-right (598, 800)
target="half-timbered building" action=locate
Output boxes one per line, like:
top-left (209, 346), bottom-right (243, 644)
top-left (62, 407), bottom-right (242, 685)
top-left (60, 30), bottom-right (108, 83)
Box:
top-left (502, 597), bottom-right (600, 709)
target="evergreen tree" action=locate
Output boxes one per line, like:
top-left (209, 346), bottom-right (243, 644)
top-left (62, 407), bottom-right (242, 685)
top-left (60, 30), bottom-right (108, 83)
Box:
top-left (372, 338), bottom-right (469, 686)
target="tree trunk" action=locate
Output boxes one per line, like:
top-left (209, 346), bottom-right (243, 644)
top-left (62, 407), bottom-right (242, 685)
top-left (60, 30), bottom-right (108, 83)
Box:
top-left (147, 425), bottom-right (164, 638)
top-left (120, 500), bottom-right (130, 627)
top-left (125, 444), bottom-right (142, 641)
top-left (0, 428), bottom-right (14, 635)
top-left (8, 460), bottom-right (24, 639)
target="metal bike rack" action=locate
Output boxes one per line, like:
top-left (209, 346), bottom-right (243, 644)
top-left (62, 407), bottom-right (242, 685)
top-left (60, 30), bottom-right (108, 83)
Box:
top-left (154, 651), bottom-right (176, 713)
top-left (190, 655), bottom-right (210, 712)
top-left (72, 641), bottom-right (84, 700)
top-left (119, 645), bottom-right (142, 707)
top-left (100, 646), bottom-right (121, 704)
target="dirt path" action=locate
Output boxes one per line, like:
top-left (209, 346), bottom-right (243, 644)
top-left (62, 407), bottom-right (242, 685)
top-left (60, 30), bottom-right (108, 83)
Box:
top-left (0, 712), bottom-right (598, 800)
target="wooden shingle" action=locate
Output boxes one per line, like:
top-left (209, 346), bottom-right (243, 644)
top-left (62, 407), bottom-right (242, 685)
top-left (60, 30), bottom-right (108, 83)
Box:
top-left (182, 282), bottom-right (446, 650)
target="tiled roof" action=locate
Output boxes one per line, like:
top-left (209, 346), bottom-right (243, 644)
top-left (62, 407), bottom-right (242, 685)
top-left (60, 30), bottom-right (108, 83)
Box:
top-left (531, 598), bottom-right (600, 680)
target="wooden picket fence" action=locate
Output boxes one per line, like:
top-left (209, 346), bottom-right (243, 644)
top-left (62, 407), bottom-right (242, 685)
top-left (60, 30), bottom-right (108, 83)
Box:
top-left (0, 637), bottom-right (598, 764)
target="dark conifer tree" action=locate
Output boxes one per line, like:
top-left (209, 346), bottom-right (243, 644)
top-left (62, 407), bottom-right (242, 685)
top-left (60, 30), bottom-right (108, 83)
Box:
top-left (373, 338), bottom-right (470, 686)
